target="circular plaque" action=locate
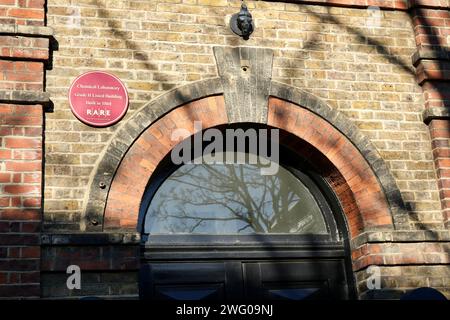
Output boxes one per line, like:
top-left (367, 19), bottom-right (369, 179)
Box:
top-left (68, 71), bottom-right (129, 127)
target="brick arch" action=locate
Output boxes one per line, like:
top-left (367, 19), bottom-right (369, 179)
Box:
top-left (102, 97), bottom-right (395, 240)
top-left (82, 78), bottom-right (224, 231)
top-left (269, 82), bottom-right (407, 231)
top-left (83, 78), bottom-right (405, 236)
top-left (269, 97), bottom-right (393, 238)
top-left (104, 95), bottom-right (228, 230)
top-left (277, 130), bottom-right (364, 238)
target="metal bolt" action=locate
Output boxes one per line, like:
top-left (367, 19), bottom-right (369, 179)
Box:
top-left (99, 182), bottom-right (106, 189)
top-left (91, 219), bottom-right (98, 226)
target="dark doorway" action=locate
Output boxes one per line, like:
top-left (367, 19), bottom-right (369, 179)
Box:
top-left (139, 126), bottom-right (355, 301)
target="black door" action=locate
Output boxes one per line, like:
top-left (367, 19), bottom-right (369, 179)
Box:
top-left (244, 259), bottom-right (350, 300)
top-left (140, 261), bottom-right (242, 301)
top-left (140, 257), bottom-right (351, 301)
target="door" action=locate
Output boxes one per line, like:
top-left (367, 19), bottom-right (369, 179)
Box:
top-left (139, 149), bottom-right (354, 301)
top-left (244, 259), bottom-right (350, 300)
top-left (140, 258), bottom-right (351, 301)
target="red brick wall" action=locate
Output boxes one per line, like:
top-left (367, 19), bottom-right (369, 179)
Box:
top-left (0, 107), bottom-right (43, 299)
top-left (0, 61), bottom-right (43, 90)
top-left (39, 233), bottom-right (140, 299)
top-left (0, 0), bottom-right (49, 299)
top-left (0, 0), bottom-right (46, 26)
top-left (410, 1), bottom-right (450, 228)
top-left (430, 120), bottom-right (450, 228)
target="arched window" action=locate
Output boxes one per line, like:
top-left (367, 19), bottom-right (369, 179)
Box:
top-left (139, 133), bottom-right (354, 301)
top-left (141, 150), bottom-right (341, 243)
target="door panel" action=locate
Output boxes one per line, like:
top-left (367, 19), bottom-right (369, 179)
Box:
top-left (244, 260), bottom-right (349, 300)
top-left (140, 261), bottom-right (243, 301)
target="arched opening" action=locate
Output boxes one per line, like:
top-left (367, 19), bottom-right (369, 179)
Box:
top-left (97, 94), bottom-right (396, 235)
top-left (139, 124), bottom-right (356, 300)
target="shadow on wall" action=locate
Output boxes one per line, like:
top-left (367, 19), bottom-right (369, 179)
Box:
top-left (313, 5), bottom-right (450, 299)
top-left (86, 2), bottom-right (449, 241)
top-left (93, 0), bottom-right (192, 106)
top-left (89, 1), bottom-right (421, 104)
top-left (321, 6), bottom-right (416, 76)
top-left (310, 6), bottom-right (449, 234)
top-left (407, 3), bottom-right (450, 268)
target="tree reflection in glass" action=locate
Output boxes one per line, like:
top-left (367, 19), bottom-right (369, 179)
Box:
top-left (144, 152), bottom-right (327, 235)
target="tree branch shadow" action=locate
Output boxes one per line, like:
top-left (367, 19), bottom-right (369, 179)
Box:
top-left (92, 0), bottom-right (192, 114)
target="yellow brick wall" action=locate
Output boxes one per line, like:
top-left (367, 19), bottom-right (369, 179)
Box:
top-left (44, 0), bottom-right (442, 231)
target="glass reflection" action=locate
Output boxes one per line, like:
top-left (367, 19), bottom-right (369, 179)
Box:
top-left (144, 152), bottom-right (327, 235)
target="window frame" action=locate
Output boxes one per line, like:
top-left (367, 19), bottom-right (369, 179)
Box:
top-left (139, 146), bottom-right (344, 246)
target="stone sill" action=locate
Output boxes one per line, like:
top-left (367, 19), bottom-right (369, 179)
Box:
top-left (412, 49), bottom-right (450, 67)
top-left (0, 90), bottom-right (50, 104)
top-left (0, 25), bottom-right (54, 37)
top-left (41, 232), bottom-right (141, 246)
top-left (423, 107), bottom-right (450, 125)
top-left (351, 230), bottom-right (450, 249)
top-left (41, 230), bottom-right (449, 248)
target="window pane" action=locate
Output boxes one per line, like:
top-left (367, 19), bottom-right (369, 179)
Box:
top-left (144, 153), bottom-right (328, 235)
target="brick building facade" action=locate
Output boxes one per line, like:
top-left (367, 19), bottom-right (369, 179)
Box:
top-left (0, 0), bottom-right (449, 299)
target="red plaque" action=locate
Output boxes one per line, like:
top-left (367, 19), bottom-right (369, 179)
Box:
top-left (68, 71), bottom-right (129, 127)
